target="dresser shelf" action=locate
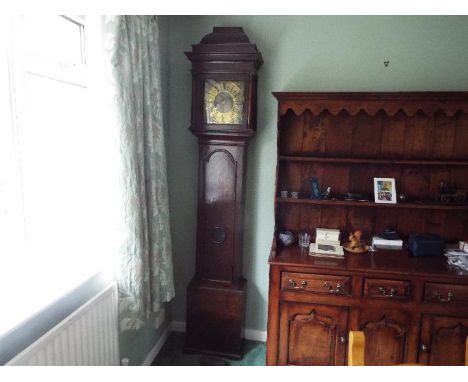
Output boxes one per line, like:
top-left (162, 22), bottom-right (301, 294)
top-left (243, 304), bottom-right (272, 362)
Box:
top-left (269, 245), bottom-right (468, 279)
top-left (274, 92), bottom-right (468, 242)
top-left (279, 155), bottom-right (468, 166)
top-left (277, 197), bottom-right (468, 211)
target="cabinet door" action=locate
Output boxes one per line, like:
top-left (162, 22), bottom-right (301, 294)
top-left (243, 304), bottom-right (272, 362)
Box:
top-left (278, 302), bottom-right (348, 366)
top-left (357, 308), bottom-right (413, 365)
top-left (419, 315), bottom-right (468, 366)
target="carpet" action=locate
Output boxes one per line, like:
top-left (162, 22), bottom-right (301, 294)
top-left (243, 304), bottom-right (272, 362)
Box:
top-left (151, 332), bottom-right (266, 366)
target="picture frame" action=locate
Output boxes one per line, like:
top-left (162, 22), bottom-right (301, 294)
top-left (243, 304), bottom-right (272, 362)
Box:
top-left (374, 177), bottom-right (397, 204)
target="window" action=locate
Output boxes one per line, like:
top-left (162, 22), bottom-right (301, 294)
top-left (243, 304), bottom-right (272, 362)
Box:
top-left (0, 16), bottom-right (117, 337)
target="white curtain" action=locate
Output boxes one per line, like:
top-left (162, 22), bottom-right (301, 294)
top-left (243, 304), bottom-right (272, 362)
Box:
top-left (90, 15), bottom-right (175, 330)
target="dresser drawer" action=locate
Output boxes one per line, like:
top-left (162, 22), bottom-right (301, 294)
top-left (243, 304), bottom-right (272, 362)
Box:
top-left (363, 278), bottom-right (411, 300)
top-left (281, 272), bottom-right (351, 296)
top-left (424, 283), bottom-right (468, 304)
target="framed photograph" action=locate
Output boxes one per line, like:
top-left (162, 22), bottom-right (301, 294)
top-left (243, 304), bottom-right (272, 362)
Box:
top-left (374, 177), bottom-right (397, 204)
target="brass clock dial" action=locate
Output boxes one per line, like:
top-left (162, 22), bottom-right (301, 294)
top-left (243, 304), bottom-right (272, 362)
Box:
top-left (204, 80), bottom-right (244, 124)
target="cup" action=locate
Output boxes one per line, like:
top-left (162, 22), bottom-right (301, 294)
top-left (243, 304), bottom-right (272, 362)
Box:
top-left (280, 190), bottom-right (288, 198)
top-left (298, 232), bottom-right (311, 248)
top-left (460, 241), bottom-right (468, 253)
top-left (291, 191), bottom-right (299, 199)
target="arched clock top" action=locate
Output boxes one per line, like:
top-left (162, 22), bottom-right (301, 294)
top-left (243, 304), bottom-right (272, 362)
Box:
top-left (185, 27), bottom-right (263, 69)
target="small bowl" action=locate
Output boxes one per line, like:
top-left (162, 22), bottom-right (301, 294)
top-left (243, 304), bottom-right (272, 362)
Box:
top-left (279, 231), bottom-right (295, 247)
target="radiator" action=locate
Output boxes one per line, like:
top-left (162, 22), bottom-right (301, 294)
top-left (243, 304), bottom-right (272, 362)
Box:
top-left (6, 282), bottom-right (119, 366)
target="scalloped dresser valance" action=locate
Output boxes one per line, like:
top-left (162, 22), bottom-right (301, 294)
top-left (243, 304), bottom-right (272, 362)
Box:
top-left (273, 92), bottom-right (468, 117)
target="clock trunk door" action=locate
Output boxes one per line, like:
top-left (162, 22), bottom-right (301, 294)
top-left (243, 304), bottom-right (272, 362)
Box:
top-left (196, 143), bottom-right (244, 285)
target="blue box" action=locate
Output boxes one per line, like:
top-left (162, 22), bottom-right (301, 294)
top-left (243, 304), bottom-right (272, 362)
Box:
top-left (408, 234), bottom-right (444, 257)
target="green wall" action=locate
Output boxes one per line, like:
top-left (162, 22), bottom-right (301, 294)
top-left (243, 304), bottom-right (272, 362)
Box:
top-left (165, 16), bottom-right (468, 332)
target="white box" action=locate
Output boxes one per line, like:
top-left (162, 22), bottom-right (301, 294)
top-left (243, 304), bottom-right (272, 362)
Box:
top-left (315, 228), bottom-right (340, 244)
top-left (310, 228), bottom-right (344, 257)
top-left (372, 236), bottom-right (403, 249)
top-left (309, 242), bottom-right (344, 257)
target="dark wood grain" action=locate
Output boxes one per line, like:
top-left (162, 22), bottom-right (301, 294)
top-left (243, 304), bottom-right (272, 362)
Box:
top-left (269, 246), bottom-right (468, 280)
top-left (267, 246), bottom-right (468, 366)
top-left (419, 315), bottom-right (468, 365)
top-left (279, 111), bottom-right (303, 155)
top-left (301, 110), bottom-right (325, 155)
top-left (351, 111), bottom-right (383, 158)
top-left (185, 279), bottom-right (247, 359)
top-left (279, 155), bottom-right (468, 166)
top-left (267, 92), bottom-right (468, 366)
top-left (358, 308), bottom-right (413, 366)
top-left (277, 197), bottom-right (468, 210)
top-left (273, 92), bottom-right (468, 119)
top-left (279, 302), bottom-right (348, 365)
top-left (380, 111), bottom-right (407, 158)
top-left (432, 112), bottom-right (456, 159)
top-left (324, 111), bottom-right (353, 156)
top-left (185, 27), bottom-right (262, 359)
top-left (453, 113), bottom-right (468, 159)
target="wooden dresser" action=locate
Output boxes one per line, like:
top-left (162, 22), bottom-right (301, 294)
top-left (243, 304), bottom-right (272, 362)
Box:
top-left (266, 92), bottom-right (468, 366)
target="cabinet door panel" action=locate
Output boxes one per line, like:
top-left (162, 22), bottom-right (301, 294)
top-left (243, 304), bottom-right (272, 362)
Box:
top-left (279, 302), bottom-right (348, 366)
top-left (357, 309), bottom-right (412, 365)
top-left (419, 315), bottom-right (468, 366)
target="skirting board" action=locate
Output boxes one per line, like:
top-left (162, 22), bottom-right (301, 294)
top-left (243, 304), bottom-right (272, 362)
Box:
top-left (141, 324), bottom-right (172, 366)
top-left (141, 321), bottom-right (267, 365)
top-left (244, 327), bottom-right (267, 343)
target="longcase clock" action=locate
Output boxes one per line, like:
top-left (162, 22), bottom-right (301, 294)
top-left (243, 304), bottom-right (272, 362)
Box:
top-left (184, 27), bottom-right (263, 359)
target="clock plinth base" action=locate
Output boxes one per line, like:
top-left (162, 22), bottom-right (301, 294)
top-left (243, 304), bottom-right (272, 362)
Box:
top-left (185, 277), bottom-right (247, 359)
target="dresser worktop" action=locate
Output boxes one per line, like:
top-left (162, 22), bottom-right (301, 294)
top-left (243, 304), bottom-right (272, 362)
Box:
top-left (269, 246), bottom-right (468, 280)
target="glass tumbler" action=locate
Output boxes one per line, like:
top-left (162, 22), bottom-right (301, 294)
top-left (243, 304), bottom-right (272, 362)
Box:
top-left (298, 232), bottom-right (311, 248)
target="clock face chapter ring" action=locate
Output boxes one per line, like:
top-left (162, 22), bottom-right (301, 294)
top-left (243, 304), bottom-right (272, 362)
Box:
top-left (203, 79), bottom-right (244, 125)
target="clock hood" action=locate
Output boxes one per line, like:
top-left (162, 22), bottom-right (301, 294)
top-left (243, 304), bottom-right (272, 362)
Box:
top-left (185, 27), bottom-right (263, 68)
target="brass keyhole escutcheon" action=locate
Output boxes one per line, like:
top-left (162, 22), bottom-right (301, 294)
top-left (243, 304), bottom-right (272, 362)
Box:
top-left (210, 226), bottom-right (226, 244)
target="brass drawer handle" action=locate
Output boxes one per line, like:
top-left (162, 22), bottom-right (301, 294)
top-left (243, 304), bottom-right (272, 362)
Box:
top-left (378, 287), bottom-right (397, 297)
top-left (287, 279), bottom-right (308, 290)
top-left (323, 282), bottom-right (343, 294)
top-left (432, 291), bottom-right (453, 302)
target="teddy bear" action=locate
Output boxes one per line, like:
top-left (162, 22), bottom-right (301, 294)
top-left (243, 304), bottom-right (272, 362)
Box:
top-left (348, 230), bottom-right (363, 250)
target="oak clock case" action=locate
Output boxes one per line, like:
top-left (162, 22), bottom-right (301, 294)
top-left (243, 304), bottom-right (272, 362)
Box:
top-left (184, 27), bottom-right (263, 359)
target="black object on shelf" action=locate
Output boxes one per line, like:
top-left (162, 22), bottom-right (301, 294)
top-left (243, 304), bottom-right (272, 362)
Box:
top-left (344, 192), bottom-right (371, 201)
top-left (378, 229), bottom-right (401, 241)
top-left (408, 234), bottom-right (445, 257)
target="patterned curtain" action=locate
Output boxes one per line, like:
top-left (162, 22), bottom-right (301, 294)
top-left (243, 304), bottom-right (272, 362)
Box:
top-left (105, 15), bottom-right (175, 330)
